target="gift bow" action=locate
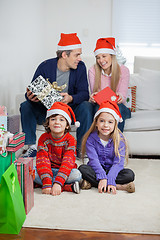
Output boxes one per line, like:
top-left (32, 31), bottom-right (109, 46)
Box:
top-left (37, 80), bottom-right (66, 101)
top-left (29, 167), bottom-right (35, 180)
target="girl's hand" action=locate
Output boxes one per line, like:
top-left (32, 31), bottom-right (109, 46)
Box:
top-left (89, 92), bottom-right (98, 103)
top-left (42, 187), bottom-right (51, 195)
top-left (107, 185), bottom-right (116, 194)
top-left (50, 183), bottom-right (62, 196)
top-left (116, 92), bottom-right (123, 104)
top-left (98, 179), bottom-right (107, 193)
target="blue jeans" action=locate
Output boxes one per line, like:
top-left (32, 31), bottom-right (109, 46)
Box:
top-left (84, 102), bottom-right (131, 133)
top-left (72, 101), bottom-right (93, 149)
top-left (20, 101), bottom-right (46, 145)
top-left (34, 167), bottom-right (82, 186)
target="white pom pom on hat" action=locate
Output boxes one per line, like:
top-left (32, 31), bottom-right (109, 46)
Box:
top-left (46, 102), bottom-right (80, 128)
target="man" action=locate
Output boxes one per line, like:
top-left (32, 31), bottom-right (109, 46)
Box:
top-left (20, 33), bottom-right (92, 158)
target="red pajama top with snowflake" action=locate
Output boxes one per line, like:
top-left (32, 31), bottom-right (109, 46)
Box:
top-left (36, 132), bottom-right (77, 189)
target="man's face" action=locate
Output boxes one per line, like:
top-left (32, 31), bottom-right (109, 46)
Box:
top-left (65, 48), bottom-right (82, 70)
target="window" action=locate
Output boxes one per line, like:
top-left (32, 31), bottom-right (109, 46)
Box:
top-left (112, 0), bottom-right (160, 72)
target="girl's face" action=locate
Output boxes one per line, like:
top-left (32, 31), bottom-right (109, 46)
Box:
top-left (49, 114), bottom-right (68, 138)
top-left (96, 53), bottom-right (112, 74)
top-left (96, 112), bottom-right (115, 141)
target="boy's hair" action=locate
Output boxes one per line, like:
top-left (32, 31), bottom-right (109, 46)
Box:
top-left (56, 50), bottom-right (72, 59)
top-left (81, 113), bottom-right (128, 164)
top-left (93, 55), bottom-right (121, 93)
top-left (43, 114), bottom-right (71, 133)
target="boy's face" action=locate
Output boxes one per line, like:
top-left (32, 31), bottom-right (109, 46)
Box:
top-left (49, 114), bottom-right (68, 138)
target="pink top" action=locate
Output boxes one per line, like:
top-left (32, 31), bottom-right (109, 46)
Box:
top-left (88, 64), bottom-right (130, 103)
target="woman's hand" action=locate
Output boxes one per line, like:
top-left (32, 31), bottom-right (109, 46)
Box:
top-left (89, 92), bottom-right (98, 103)
top-left (98, 179), bottom-right (107, 193)
top-left (50, 183), bottom-right (62, 196)
top-left (42, 187), bottom-right (52, 195)
top-left (116, 92), bottom-right (123, 104)
top-left (107, 185), bottom-right (116, 194)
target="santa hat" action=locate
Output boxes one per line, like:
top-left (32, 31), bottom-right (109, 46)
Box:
top-left (46, 102), bottom-right (80, 128)
top-left (57, 33), bottom-right (82, 51)
top-left (94, 100), bottom-right (123, 123)
top-left (94, 37), bottom-right (116, 56)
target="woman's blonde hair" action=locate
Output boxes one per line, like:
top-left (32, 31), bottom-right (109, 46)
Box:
top-left (93, 55), bottom-right (121, 93)
top-left (81, 113), bottom-right (128, 165)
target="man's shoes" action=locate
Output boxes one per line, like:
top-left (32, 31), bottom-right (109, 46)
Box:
top-left (23, 146), bottom-right (37, 158)
top-left (80, 180), bottom-right (92, 190)
top-left (72, 181), bottom-right (80, 194)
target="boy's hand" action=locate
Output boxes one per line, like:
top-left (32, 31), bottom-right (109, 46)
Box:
top-left (98, 179), bottom-right (107, 193)
top-left (107, 185), bottom-right (116, 194)
top-left (42, 187), bottom-right (51, 195)
top-left (51, 183), bottom-right (62, 196)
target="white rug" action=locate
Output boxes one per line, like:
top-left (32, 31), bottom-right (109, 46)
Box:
top-left (23, 159), bottom-right (160, 234)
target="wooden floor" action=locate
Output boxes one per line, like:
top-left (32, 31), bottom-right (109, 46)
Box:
top-left (0, 228), bottom-right (160, 240)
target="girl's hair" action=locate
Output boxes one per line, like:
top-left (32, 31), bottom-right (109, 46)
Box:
top-left (81, 113), bottom-right (128, 164)
top-left (93, 55), bottom-right (121, 93)
top-left (43, 114), bottom-right (71, 133)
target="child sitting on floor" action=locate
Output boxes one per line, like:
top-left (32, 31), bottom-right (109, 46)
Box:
top-left (34, 102), bottom-right (82, 196)
top-left (79, 100), bottom-right (135, 194)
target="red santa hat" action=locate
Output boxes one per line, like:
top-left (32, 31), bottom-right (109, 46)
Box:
top-left (46, 102), bottom-right (80, 127)
top-left (94, 100), bottom-right (123, 123)
top-left (94, 37), bottom-right (116, 56)
top-left (57, 33), bottom-right (82, 51)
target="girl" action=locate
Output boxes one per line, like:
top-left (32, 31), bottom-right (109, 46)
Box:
top-left (79, 100), bottom-right (135, 194)
top-left (88, 37), bottom-right (131, 132)
top-left (34, 102), bottom-right (82, 196)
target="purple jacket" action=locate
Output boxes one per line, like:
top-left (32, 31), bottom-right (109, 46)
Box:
top-left (86, 131), bottom-right (126, 186)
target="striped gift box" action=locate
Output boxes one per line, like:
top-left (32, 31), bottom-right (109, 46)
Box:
top-left (7, 132), bottom-right (25, 152)
top-left (14, 157), bottom-right (34, 214)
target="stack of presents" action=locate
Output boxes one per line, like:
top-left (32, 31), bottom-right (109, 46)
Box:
top-left (0, 106), bottom-right (35, 234)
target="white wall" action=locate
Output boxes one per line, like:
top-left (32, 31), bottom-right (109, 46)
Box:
top-left (0, 0), bottom-right (112, 115)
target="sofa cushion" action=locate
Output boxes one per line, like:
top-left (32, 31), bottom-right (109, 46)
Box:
top-left (124, 110), bottom-right (160, 131)
top-left (137, 68), bottom-right (160, 110)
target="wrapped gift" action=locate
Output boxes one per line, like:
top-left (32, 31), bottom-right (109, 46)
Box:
top-left (6, 132), bottom-right (25, 152)
top-left (0, 129), bottom-right (14, 154)
top-left (0, 106), bottom-right (7, 131)
top-left (14, 158), bottom-right (34, 214)
top-left (0, 152), bottom-right (15, 183)
top-left (93, 86), bottom-right (119, 105)
top-left (27, 75), bottom-right (64, 109)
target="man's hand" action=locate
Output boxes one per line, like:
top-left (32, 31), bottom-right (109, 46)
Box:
top-left (98, 179), bottom-right (107, 193)
top-left (26, 88), bottom-right (39, 102)
top-left (50, 183), bottom-right (62, 196)
top-left (60, 92), bottom-right (73, 104)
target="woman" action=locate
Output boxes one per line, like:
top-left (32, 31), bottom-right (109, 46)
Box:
top-left (88, 37), bottom-right (131, 132)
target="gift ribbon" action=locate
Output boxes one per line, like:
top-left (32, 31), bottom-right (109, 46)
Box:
top-left (29, 166), bottom-right (35, 180)
top-left (37, 80), bottom-right (66, 101)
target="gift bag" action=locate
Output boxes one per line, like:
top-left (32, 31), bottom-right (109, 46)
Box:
top-left (6, 132), bottom-right (25, 152)
top-left (0, 163), bottom-right (26, 234)
top-left (0, 152), bottom-right (15, 183)
top-left (14, 158), bottom-right (34, 214)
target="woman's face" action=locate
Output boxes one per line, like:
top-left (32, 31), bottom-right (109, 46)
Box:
top-left (96, 53), bottom-right (112, 74)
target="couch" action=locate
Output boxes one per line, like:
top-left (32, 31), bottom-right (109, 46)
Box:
top-left (16, 56), bottom-right (160, 156)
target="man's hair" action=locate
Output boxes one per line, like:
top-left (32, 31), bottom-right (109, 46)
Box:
top-left (56, 50), bottom-right (72, 59)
